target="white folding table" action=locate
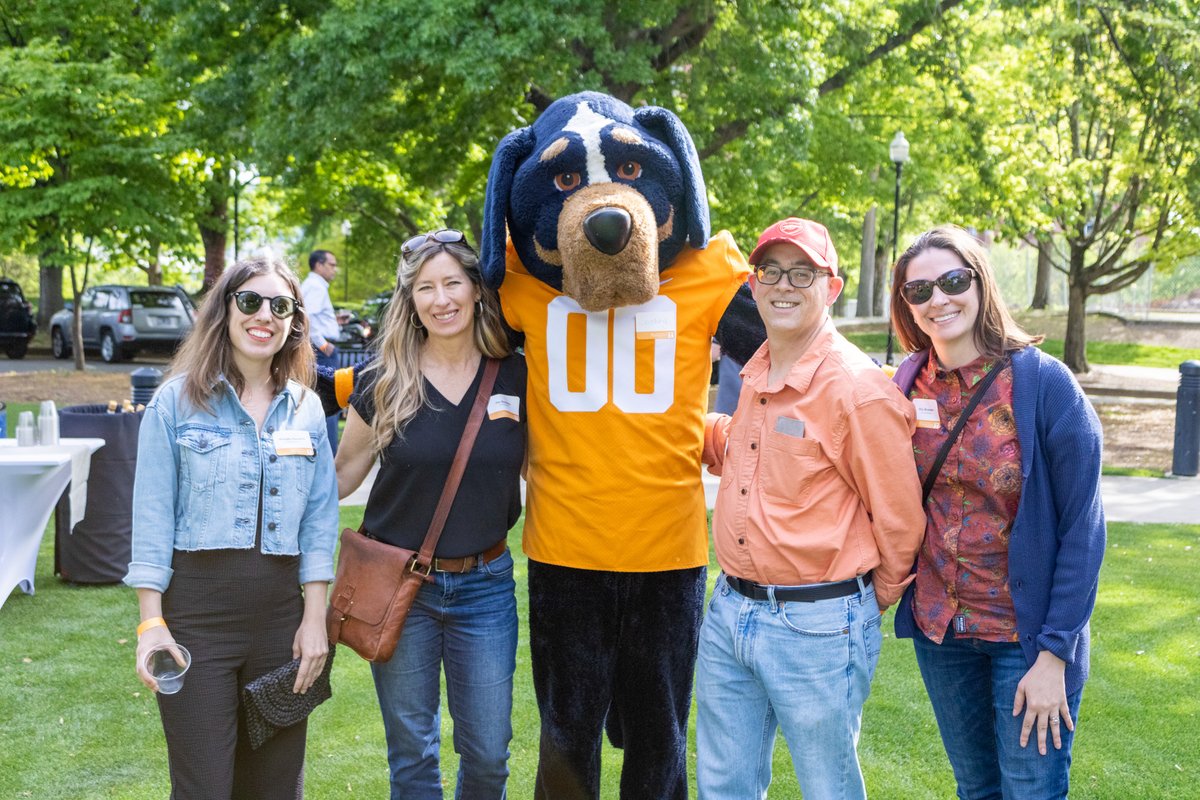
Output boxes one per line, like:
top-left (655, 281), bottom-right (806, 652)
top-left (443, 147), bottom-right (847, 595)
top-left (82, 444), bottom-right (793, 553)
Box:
top-left (0, 438), bottom-right (105, 609)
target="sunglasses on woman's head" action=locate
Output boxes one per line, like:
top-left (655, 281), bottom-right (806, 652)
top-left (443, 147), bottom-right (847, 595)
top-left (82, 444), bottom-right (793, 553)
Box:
top-left (228, 290), bottom-right (299, 319)
top-left (401, 228), bottom-right (467, 256)
top-left (901, 267), bottom-right (976, 305)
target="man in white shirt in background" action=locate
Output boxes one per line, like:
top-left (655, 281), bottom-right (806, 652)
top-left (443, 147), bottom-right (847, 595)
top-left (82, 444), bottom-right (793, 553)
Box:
top-left (301, 249), bottom-right (341, 454)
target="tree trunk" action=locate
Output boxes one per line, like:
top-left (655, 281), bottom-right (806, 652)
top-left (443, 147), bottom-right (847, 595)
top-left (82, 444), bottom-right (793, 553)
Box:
top-left (199, 225), bottom-right (226, 291)
top-left (1030, 235), bottom-right (1052, 310)
top-left (1065, 275), bottom-right (1094, 376)
top-left (199, 183), bottom-right (229, 291)
top-left (145, 239), bottom-right (163, 286)
top-left (872, 243), bottom-right (888, 317)
top-left (68, 256), bottom-right (90, 372)
top-left (72, 299), bottom-right (86, 372)
top-left (37, 262), bottom-right (64, 328)
top-left (36, 227), bottom-right (65, 327)
top-left (856, 207), bottom-right (877, 318)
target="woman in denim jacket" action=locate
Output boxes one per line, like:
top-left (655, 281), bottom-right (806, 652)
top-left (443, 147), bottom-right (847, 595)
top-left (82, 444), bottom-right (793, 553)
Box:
top-left (125, 254), bottom-right (339, 799)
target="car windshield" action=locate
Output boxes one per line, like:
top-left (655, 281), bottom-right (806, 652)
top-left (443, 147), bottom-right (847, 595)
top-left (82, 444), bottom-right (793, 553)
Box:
top-left (0, 283), bottom-right (22, 301)
top-left (130, 291), bottom-right (185, 310)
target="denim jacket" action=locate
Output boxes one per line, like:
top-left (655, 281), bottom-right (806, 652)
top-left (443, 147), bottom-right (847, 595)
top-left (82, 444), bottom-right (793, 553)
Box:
top-left (124, 374), bottom-right (339, 593)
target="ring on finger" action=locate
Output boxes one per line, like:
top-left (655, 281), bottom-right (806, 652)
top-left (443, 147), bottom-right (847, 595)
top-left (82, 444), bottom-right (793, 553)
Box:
top-left (1050, 716), bottom-right (1060, 724)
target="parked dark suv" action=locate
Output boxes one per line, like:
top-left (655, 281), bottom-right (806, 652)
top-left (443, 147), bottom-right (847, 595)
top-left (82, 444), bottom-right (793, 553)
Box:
top-left (0, 278), bottom-right (38, 359)
top-left (49, 284), bottom-right (196, 363)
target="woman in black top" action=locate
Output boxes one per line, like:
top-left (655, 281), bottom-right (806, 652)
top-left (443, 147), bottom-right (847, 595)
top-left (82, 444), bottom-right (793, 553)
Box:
top-left (335, 230), bottom-right (525, 800)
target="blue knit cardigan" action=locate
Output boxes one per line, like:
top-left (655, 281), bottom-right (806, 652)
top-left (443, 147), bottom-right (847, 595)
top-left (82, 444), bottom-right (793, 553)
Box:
top-left (892, 346), bottom-right (1107, 695)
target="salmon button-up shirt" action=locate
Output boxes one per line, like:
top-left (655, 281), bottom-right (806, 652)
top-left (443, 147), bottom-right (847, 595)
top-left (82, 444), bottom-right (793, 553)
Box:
top-left (703, 319), bottom-right (925, 609)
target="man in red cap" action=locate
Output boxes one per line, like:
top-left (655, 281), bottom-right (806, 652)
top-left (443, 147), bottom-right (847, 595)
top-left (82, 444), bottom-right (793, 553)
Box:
top-left (695, 217), bottom-right (925, 798)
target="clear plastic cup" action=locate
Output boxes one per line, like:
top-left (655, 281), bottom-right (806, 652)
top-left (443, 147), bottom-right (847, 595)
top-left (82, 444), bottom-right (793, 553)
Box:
top-left (145, 644), bottom-right (192, 695)
top-left (15, 411), bottom-right (37, 446)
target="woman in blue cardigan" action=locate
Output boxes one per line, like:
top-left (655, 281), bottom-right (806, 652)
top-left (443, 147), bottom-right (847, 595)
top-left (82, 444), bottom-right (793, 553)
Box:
top-left (889, 225), bottom-right (1105, 799)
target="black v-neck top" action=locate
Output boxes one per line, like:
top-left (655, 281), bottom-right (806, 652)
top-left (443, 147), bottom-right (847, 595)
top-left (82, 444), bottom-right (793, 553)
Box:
top-left (350, 354), bottom-right (527, 557)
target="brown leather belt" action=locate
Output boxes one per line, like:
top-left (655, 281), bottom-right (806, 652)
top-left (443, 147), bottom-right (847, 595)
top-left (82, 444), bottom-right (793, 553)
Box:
top-left (432, 538), bottom-right (508, 574)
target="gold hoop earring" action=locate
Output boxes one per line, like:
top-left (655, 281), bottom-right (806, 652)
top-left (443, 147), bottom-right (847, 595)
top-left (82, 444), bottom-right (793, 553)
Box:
top-left (410, 313), bottom-right (424, 330)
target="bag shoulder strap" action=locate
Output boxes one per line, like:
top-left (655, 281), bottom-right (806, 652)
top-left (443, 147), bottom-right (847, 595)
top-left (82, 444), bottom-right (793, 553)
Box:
top-left (414, 358), bottom-right (500, 566)
top-left (921, 355), bottom-right (1009, 506)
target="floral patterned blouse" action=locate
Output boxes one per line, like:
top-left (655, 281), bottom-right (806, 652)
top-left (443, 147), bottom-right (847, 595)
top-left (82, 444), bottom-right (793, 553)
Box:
top-left (910, 355), bottom-right (1022, 643)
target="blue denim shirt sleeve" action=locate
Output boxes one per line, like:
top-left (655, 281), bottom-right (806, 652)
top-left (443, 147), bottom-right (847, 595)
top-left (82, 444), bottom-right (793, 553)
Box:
top-left (125, 392), bottom-right (181, 593)
top-left (296, 392), bottom-right (338, 585)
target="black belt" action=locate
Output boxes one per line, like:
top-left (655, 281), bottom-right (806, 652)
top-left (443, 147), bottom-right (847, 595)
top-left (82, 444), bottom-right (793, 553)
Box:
top-left (725, 572), bottom-right (871, 603)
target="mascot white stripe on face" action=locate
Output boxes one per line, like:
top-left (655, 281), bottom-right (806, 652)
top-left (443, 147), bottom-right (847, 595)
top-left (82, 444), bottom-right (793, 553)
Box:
top-left (480, 90), bottom-right (751, 798)
top-left (564, 103), bottom-right (613, 186)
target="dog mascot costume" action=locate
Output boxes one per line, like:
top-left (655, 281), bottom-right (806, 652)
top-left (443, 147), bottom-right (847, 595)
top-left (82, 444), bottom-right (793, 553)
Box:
top-left (481, 91), bottom-right (749, 799)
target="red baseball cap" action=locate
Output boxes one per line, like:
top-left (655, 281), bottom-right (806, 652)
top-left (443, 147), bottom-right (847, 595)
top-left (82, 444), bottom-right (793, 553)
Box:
top-left (748, 217), bottom-right (839, 276)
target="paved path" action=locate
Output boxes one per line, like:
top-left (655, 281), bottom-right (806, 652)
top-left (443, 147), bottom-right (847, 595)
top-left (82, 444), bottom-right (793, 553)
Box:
top-left (1098, 475), bottom-right (1198, 524)
top-left (342, 466), bottom-right (1197, 525)
top-left (1074, 363), bottom-right (1182, 401)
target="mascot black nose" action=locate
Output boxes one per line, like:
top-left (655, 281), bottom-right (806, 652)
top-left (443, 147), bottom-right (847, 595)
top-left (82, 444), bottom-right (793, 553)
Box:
top-left (583, 207), bottom-right (632, 255)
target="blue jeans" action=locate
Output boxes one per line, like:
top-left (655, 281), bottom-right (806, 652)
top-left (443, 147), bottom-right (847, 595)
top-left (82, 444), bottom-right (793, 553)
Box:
top-left (315, 347), bottom-right (340, 455)
top-left (911, 625), bottom-right (1082, 800)
top-left (370, 548), bottom-right (517, 800)
top-left (696, 575), bottom-right (881, 800)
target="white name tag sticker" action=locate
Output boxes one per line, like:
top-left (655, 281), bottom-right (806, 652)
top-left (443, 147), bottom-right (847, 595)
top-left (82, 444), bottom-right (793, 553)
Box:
top-left (273, 429), bottom-right (315, 456)
top-left (635, 311), bottom-right (675, 340)
top-left (913, 398), bottom-right (941, 429)
top-left (487, 394), bottom-right (520, 422)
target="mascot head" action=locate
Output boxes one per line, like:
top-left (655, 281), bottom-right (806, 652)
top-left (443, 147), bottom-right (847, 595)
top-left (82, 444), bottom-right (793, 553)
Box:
top-left (480, 91), bottom-right (710, 311)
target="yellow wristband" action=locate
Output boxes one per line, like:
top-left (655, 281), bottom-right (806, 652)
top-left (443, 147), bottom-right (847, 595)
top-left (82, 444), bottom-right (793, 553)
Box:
top-left (137, 617), bottom-right (166, 637)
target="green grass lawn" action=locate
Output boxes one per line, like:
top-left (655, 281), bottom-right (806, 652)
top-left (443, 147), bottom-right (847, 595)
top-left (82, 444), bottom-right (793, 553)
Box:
top-left (1, 513), bottom-right (1196, 798)
top-left (839, 332), bottom-right (1197, 370)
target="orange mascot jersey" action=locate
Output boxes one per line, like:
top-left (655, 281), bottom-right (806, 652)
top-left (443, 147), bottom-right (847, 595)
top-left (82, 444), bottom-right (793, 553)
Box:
top-left (501, 231), bottom-right (750, 571)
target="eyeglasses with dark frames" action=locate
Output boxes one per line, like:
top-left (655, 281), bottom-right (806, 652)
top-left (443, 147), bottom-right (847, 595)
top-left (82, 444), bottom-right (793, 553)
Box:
top-left (900, 267), bottom-right (976, 305)
top-left (754, 264), bottom-right (831, 289)
top-left (228, 290), bottom-right (299, 319)
top-left (401, 228), bottom-right (468, 257)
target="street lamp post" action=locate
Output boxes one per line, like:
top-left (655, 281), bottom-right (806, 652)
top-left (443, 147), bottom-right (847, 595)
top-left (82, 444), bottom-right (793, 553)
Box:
top-left (885, 131), bottom-right (910, 366)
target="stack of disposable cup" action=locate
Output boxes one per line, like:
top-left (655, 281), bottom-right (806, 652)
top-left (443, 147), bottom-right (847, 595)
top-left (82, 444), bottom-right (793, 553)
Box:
top-left (38, 400), bottom-right (59, 446)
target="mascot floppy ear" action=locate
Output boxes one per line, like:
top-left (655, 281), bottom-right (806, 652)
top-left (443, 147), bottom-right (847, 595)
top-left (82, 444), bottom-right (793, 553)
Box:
top-left (633, 105), bottom-right (711, 249)
top-left (480, 126), bottom-right (536, 289)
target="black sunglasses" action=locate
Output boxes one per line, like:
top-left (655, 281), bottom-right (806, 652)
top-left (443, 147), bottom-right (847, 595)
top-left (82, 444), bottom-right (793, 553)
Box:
top-left (228, 290), bottom-right (299, 319)
top-left (402, 228), bottom-right (468, 256)
top-left (901, 267), bottom-right (976, 305)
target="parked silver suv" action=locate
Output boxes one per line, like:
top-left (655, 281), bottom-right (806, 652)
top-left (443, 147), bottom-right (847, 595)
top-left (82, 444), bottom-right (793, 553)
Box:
top-left (50, 285), bottom-right (196, 362)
